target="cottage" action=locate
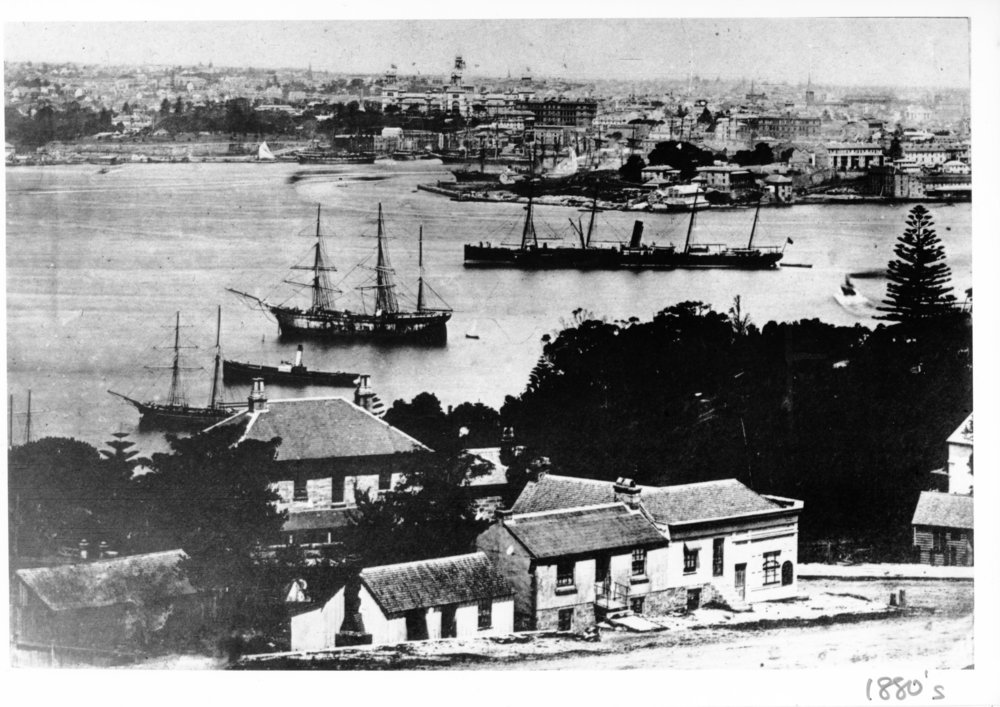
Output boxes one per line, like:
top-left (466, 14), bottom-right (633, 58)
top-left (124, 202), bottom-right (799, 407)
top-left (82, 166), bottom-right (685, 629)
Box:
top-left (477, 500), bottom-right (669, 631)
top-left (291, 552), bottom-right (514, 650)
top-left (207, 381), bottom-right (429, 545)
top-left (911, 492), bottom-right (974, 566)
top-left (482, 474), bottom-right (803, 629)
top-left (11, 549), bottom-right (198, 654)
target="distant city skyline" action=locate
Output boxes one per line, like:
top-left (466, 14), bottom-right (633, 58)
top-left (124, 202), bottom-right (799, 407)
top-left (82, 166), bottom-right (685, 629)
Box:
top-left (4, 18), bottom-right (970, 89)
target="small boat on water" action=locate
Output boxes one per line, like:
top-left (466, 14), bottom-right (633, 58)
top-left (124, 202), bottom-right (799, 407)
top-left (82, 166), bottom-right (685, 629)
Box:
top-left (108, 307), bottom-right (235, 428)
top-left (834, 275), bottom-right (877, 316)
top-left (223, 344), bottom-right (360, 387)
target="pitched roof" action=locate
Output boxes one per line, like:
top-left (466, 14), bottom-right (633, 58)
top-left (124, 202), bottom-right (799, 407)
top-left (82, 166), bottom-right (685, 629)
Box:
top-left (511, 475), bottom-right (786, 526)
top-left (642, 479), bottom-right (783, 524)
top-left (947, 413), bottom-right (973, 447)
top-left (15, 550), bottom-right (195, 612)
top-left (212, 396), bottom-right (428, 461)
top-left (360, 552), bottom-right (512, 615)
top-left (512, 474), bottom-right (614, 514)
top-left (912, 491), bottom-right (974, 530)
top-left (504, 504), bottom-right (667, 559)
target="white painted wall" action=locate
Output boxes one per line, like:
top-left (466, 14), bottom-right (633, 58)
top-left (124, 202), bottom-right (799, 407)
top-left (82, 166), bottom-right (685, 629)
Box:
top-left (290, 586), bottom-right (346, 652)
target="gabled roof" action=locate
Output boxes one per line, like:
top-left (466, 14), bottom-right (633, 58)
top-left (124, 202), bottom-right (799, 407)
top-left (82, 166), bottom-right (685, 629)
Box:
top-left (643, 479), bottom-right (784, 524)
top-left (360, 552), bottom-right (512, 616)
top-left (511, 474), bottom-right (614, 514)
top-left (15, 550), bottom-right (195, 612)
top-left (511, 474), bottom-right (789, 526)
top-left (211, 396), bottom-right (429, 461)
top-left (503, 504), bottom-right (667, 559)
top-left (912, 491), bottom-right (974, 530)
top-left (947, 413), bottom-right (973, 447)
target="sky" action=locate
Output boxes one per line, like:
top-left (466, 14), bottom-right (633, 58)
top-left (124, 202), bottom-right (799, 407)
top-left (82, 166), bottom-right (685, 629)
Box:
top-left (3, 16), bottom-right (971, 88)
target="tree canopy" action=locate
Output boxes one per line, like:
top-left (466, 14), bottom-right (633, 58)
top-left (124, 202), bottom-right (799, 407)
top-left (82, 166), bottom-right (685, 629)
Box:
top-left (878, 205), bottom-right (958, 322)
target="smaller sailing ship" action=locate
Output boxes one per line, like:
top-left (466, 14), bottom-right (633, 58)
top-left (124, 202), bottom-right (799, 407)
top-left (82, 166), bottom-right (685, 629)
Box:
top-left (108, 307), bottom-right (234, 427)
top-left (223, 345), bottom-right (361, 387)
top-left (229, 205), bottom-right (452, 342)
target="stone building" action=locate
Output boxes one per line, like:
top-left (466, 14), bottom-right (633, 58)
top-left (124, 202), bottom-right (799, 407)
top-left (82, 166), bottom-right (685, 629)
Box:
top-left (479, 475), bottom-right (803, 630)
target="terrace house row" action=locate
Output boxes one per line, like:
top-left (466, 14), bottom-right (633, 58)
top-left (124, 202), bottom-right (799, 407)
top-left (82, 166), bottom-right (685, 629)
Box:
top-left (477, 474), bottom-right (803, 632)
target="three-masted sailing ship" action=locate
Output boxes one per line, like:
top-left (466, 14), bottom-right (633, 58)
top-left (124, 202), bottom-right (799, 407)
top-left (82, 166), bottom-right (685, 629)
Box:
top-left (108, 307), bottom-right (233, 427)
top-left (229, 205), bottom-right (452, 342)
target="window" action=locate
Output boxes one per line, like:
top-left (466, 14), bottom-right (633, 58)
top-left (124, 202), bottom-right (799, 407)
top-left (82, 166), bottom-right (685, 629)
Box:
top-left (293, 476), bottom-right (307, 502)
top-left (378, 470), bottom-right (393, 492)
top-left (683, 546), bottom-right (700, 574)
top-left (477, 600), bottom-right (492, 630)
top-left (556, 561), bottom-right (575, 588)
top-left (631, 548), bottom-right (647, 577)
top-left (557, 608), bottom-right (573, 631)
top-left (932, 529), bottom-right (946, 552)
top-left (712, 538), bottom-right (724, 577)
top-left (763, 551), bottom-right (781, 585)
top-left (630, 596), bottom-right (645, 615)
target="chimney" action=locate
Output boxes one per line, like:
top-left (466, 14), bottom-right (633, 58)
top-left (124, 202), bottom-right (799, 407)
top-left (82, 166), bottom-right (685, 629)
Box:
top-left (613, 477), bottom-right (642, 509)
top-left (355, 374), bottom-right (374, 412)
top-left (79, 539), bottom-right (89, 561)
top-left (499, 426), bottom-right (516, 464)
top-left (248, 378), bottom-right (268, 412)
top-left (98, 540), bottom-right (109, 560)
top-left (495, 508), bottom-right (513, 524)
top-left (294, 345), bottom-right (303, 367)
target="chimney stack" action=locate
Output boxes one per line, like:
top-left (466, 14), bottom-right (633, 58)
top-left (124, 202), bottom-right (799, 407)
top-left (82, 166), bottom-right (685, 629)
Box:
top-left (613, 477), bottom-right (642, 509)
top-left (294, 345), bottom-right (303, 367)
top-left (98, 540), bottom-right (109, 559)
top-left (355, 374), bottom-right (374, 412)
top-left (79, 539), bottom-right (90, 561)
top-left (248, 378), bottom-right (268, 412)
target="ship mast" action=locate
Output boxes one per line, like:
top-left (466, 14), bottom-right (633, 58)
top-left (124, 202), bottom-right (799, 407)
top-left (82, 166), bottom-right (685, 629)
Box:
top-left (374, 204), bottom-right (399, 316)
top-left (747, 197), bottom-right (762, 249)
top-left (209, 305), bottom-right (222, 409)
top-left (166, 312), bottom-right (187, 408)
top-left (585, 186), bottom-right (599, 248)
top-left (417, 226), bottom-right (425, 313)
top-left (683, 190), bottom-right (699, 254)
top-left (287, 204), bottom-right (338, 311)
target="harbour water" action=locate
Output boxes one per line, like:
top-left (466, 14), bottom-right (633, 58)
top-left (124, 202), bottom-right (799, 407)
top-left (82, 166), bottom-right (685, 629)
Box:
top-left (6, 161), bottom-right (972, 451)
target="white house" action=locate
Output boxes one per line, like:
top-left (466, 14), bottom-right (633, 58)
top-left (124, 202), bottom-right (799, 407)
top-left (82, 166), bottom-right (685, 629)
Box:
top-left (291, 552), bottom-right (514, 650)
top-left (946, 413), bottom-right (973, 495)
top-left (480, 474), bottom-right (803, 630)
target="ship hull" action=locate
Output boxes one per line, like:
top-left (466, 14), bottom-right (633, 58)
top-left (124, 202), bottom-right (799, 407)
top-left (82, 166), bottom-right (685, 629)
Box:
top-left (296, 154), bottom-right (376, 165)
top-left (111, 394), bottom-right (234, 429)
top-left (271, 307), bottom-right (450, 343)
top-left (223, 359), bottom-right (360, 387)
top-left (463, 244), bottom-right (782, 270)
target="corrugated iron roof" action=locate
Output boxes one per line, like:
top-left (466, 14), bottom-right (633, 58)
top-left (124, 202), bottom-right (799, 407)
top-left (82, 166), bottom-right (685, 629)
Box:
top-left (912, 491), bottom-right (974, 529)
top-left (360, 552), bottom-right (511, 616)
top-left (15, 549), bottom-right (195, 612)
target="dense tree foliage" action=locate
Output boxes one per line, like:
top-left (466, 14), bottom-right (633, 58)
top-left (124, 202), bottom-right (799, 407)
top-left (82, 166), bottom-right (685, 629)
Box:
top-left (9, 436), bottom-right (137, 557)
top-left (346, 451), bottom-right (491, 567)
top-left (618, 154), bottom-right (647, 183)
top-left (878, 205), bottom-right (958, 322)
top-left (647, 140), bottom-right (718, 179)
top-left (383, 392), bottom-right (501, 450)
top-left (500, 302), bottom-right (971, 556)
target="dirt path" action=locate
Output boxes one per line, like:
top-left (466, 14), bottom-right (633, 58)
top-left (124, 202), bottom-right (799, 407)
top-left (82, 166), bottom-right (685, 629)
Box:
top-left (491, 612), bottom-right (973, 670)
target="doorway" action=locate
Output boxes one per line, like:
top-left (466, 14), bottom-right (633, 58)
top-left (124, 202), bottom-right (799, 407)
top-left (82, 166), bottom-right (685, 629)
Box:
top-left (405, 609), bottom-right (428, 641)
top-left (735, 563), bottom-right (747, 601)
top-left (441, 605), bottom-right (457, 639)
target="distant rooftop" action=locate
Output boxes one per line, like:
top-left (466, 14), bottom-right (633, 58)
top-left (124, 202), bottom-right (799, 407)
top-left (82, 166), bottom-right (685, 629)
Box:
top-left (912, 491), bottom-right (973, 530)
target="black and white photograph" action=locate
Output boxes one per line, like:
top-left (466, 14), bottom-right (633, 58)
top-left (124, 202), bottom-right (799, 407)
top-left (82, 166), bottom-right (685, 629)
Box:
top-left (3, 4), bottom-right (997, 702)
